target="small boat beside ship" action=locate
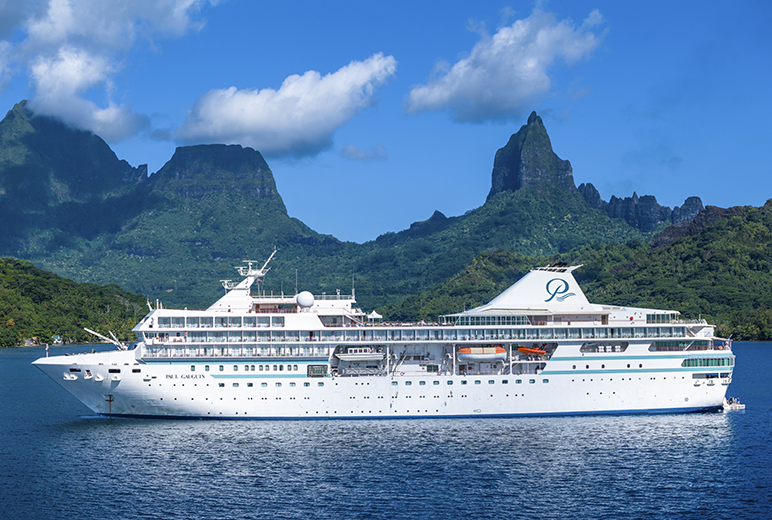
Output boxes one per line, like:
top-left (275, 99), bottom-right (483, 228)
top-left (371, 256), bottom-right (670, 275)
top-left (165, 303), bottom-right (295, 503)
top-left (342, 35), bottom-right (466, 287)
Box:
top-left (723, 397), bottom-right (745, 411)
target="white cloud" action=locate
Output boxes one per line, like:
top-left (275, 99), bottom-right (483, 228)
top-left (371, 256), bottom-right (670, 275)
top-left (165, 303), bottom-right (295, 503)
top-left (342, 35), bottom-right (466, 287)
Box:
top-left (1, 0), bottom-right (210, 141)
top-left (176, 53), bottom-right (397, 158)
top-left (405, 7), bottom-right (605, 123)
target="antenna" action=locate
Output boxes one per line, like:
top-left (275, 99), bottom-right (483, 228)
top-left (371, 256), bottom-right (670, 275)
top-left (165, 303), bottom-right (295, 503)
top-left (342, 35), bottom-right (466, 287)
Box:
top-left (295, 269), bottom-right (298, 295)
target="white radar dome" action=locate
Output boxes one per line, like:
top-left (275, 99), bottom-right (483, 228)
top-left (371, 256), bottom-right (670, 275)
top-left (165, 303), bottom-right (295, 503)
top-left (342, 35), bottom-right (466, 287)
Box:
top-left (296, 291), bottom-right (315, 308)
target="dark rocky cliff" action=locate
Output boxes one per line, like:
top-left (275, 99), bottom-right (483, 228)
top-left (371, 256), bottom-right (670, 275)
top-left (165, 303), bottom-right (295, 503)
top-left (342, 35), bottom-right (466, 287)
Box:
top-left (149, 144), bottom-right (283, 205)
top-left (487, 111), bottom-right (575, 201)
top-left (578, 182), bottom-right (704, 233)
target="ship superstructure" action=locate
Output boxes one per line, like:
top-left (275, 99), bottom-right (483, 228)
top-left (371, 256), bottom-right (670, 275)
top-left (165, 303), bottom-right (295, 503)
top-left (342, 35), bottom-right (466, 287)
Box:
top-left (34, 257), bottom-right (734, 419)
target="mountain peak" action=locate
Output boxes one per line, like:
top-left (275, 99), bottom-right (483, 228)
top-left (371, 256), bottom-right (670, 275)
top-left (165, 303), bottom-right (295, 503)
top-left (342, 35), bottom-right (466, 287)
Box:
top-left (486, 111), bottom-right (574, 201)
top-left (149, 144), bottom-right (284, 206)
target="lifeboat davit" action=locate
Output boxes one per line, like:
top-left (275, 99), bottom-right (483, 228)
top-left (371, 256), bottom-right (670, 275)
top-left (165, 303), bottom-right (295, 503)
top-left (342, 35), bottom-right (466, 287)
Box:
top-left (457, 346), bottom-right (507, 362)
top-left (518, 346), bottom-right (547, 355)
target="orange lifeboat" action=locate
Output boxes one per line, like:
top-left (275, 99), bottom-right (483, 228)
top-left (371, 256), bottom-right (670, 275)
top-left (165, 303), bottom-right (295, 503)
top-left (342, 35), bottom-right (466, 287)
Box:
top-left (457, 345), bottom-right (507, 362)
top-left (517, 346), bottom-right (547, 355)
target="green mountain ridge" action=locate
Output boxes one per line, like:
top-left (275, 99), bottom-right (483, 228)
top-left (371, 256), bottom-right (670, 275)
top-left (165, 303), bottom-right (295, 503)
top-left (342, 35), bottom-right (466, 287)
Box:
top-left (381, 201), bottom-right (772, 340)
top-left (1, 100), bottom-right (769, 341)
top-left (0, 102), bottom-right (651, 311)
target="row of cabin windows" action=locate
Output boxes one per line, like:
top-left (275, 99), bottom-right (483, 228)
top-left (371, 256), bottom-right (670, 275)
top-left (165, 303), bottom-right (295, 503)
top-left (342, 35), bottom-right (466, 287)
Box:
top-left (219, 381), bottom-right (326, 388)
top-left (148, 326), bottom-right (689, 342)
top-left (192, 364), bottom-right (300, 372)
top-left (156, 316), bottom-right (285, 328)
top-left (392, 379), bottom-right (546, 386)
top-left (681, 357), bottom-right (734, 367)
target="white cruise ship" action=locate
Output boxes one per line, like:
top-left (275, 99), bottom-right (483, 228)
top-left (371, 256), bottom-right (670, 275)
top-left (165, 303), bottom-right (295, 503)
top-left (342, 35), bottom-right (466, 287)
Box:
top-left (34, 255), bottom-right (734, 419)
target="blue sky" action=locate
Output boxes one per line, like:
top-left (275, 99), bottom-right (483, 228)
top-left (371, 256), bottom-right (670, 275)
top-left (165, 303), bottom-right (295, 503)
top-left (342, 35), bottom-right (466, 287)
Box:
top-left (1, 1), bottom-right (770, 243)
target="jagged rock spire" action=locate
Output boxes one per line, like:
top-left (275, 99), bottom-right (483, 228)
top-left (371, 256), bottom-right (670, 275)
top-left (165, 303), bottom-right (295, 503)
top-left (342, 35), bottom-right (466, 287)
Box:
top-left (486, 111), bottom-right (575, 201)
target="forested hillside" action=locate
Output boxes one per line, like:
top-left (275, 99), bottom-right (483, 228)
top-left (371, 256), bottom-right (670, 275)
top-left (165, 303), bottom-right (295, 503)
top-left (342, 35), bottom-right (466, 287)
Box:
top-left (380, 201), bottom-right (772, 340)
top-left (0, 258), bottom-right (147, 347)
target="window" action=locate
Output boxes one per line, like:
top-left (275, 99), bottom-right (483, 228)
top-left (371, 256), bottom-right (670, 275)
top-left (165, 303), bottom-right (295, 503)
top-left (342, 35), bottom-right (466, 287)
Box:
top-left (502, 380), bottom-right (508, 384)
top-left (218, 383), bottom-right (225, 387)
top-left (190, 365), bottom-right (196, 372)
top-left (205, 365), bottom-right (210, 372)
top-left (304, 382), bottom-right (310, 387)
top-left (219, 365), bottom-right (224, 372)
top-left (108, 368), bottom-right (121, 374)
top-left (247, 382), bottom-right (253, 387)
top-left (317, 382), bottom-right (324, 387)
top-left (290, 382), bottom-right (296, 387)
top-left (542, 379), bottom-right (549, 384)
top-left (529, 379), bottom-right (535, 384)
top-left (433, 381), bottom-right (440, 386)
top-left (516, 380), bottom-right (522, 384)
top-left (293, 365), bottom-right (298, 371)
top-left (461, 380), bottom-right (467, 385)
top-left (405, 381), bottom-right (412, 386)
top-left (307, 365), bottom-right (328, 378)
top-left (233, 365), bottom-right (238, 371)
top-left (474, 380), bottom-right (481, 385)
top-left (488, 380), bottom-right (495, 384)
top-left (275, 382), bottom-right (282, 387)
top-left (391, 381), bottom-right (398, 386)
top-left (419, 381), bottom-right (426, 386)
top-left (261, 382), bottom-right (267, 387)
top-left (447, 381), bottom-right (453, 385)
top-left (233, 383), bottom-right (239, 387)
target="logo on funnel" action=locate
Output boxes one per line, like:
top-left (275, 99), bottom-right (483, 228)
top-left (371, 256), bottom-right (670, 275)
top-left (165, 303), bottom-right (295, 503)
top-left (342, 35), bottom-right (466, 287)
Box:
top-left (545, 278), bottom-right (575, 302)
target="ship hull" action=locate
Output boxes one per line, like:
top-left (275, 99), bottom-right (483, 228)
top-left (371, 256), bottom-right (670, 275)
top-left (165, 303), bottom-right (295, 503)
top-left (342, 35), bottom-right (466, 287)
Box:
top-left (33, 348), bottom-right (730, 419)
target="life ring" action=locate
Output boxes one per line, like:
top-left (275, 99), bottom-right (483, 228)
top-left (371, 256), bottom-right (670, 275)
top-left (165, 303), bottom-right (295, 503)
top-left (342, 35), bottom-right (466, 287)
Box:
top-left (400, 372), bottom-right (404, 376)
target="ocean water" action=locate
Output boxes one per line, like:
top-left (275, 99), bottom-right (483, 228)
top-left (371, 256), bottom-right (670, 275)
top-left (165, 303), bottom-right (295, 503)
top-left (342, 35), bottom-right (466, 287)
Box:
top-left (1, 343), bottom-right (770, 520)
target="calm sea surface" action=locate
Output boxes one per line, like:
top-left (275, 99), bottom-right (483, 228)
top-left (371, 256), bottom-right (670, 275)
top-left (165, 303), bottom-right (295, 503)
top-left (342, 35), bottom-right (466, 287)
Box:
top-left (1, 342), bottom-right (770, 520)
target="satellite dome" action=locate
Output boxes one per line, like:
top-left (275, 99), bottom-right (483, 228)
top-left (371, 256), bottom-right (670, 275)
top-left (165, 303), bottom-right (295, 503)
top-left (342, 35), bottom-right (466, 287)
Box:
top-left (296, 291), bottom-right (314, 308)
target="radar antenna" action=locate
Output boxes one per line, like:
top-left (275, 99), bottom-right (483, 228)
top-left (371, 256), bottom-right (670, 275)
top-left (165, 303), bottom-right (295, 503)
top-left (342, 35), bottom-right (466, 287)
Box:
top-left (235, 247), bottom-right (277, 278)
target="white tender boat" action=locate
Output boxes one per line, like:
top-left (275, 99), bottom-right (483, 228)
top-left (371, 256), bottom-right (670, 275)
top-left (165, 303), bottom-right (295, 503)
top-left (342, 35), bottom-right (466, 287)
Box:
top-left (723, 397), bottom-right (745, 411)
top-left (34, 255), bottom-right (736, 419)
